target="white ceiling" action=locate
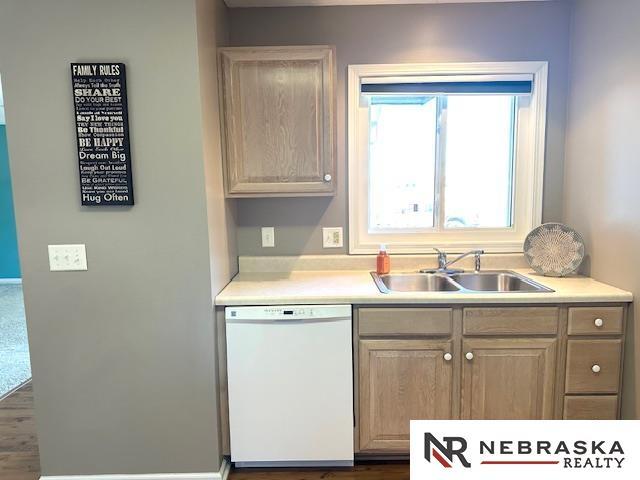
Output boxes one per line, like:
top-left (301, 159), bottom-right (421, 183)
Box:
top-left (225, 0), bottom-right (551, 7)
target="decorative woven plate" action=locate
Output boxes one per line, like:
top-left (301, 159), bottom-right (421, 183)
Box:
top-left (524, 223), bottom-right (585, 277)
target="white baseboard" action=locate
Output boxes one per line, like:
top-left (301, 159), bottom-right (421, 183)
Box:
top-left (40, 457), bottom-right (230, 480)
top-left (0, 278), bottom-right (22, 284)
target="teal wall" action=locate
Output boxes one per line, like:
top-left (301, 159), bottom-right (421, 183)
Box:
top-left (0, 124), bottom-right (20, 278)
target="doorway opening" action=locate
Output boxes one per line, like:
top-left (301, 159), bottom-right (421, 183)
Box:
top-left (0, 75), bottom-right (31, 399)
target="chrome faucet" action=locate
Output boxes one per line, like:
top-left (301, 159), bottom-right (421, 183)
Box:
top-left (421, 248), bottom-right (485, 274)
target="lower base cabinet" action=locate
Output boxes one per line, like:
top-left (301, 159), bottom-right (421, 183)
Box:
top-left (355, 305), bottom-right (626, 455)
top-left (461, 338), bottom-right (557, 419)
top-left (358, 339), bottom-right (454, 452)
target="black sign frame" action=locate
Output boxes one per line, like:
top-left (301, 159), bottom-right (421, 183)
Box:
top-left (71, 62), bottom-right (134, 206)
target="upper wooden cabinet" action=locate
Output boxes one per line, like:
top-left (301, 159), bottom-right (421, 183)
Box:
top-left (218, 46), bottom-right (336, 197)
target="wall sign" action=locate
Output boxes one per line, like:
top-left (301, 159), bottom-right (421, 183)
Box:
top-left (71, 62), bottom-right (134, 206)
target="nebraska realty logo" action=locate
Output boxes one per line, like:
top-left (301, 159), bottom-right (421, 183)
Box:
top-left (411, 420), bottom-right (640, 479)
top-left (425, 434), bottom-right (471, 468)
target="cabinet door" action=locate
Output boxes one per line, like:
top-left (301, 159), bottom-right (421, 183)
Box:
top-left (219, 46), bottom-right (336, 197)
top-left (461, 338), bottom-right (557, 419)
top-left (359, 339), bottom-right (454, 452)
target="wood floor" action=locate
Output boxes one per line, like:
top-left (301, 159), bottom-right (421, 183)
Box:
top-left (0, 382), bottom-right (40, 480)
top-left (229, 462), bottom-right (409, 480)
top-left (0, 383), bottom-right (408, 480)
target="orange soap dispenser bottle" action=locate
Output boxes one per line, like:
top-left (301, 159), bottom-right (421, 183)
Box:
top-left (376, 244), bottom-right (391, 275)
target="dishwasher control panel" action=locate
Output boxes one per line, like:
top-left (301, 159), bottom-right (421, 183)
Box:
top-left (267, 307), bottom-right (315, 317)
top-left (225, 305), bottom-right (351, 321)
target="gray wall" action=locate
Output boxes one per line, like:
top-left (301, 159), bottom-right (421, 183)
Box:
top-left (0, 0), bottom-right (229, 474)
top-left (563, 0), bottom-right (640, 419)
top-left (229, 0), bottom-right (572, 255)
top-left (197, 0), bottom-right (238, 296)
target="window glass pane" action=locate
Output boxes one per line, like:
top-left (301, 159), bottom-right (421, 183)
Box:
top-left (444, 96), bottom-right (515, 229)
top-left (368, 96), bottom-right (437, 230)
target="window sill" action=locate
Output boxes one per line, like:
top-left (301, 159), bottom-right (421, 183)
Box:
top-left (349, 240), bottom-right (526, 255)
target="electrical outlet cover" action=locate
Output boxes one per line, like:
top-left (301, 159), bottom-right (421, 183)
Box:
top-left (261, 227), bottom-right (275, 248)
top-left (322, 227), bottom-right (343, 248)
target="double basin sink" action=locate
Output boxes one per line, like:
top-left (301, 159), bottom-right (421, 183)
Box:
top-left (372, 270), bottom-right (553, 294)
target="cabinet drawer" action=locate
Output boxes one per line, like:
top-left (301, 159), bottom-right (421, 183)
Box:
top-left (563, 395), bottom-right (618, 419)
top-left (565, 339), bottom-right (622, 394)
top-left (358, 308), bottom-right (452, 336)
top-left (463, 307), bottom-right (558, 335)
top-left (568, 307), bottom-right (624, 335)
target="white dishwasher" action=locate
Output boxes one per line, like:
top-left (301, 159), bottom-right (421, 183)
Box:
top-left (225, 305), bottom-right (354, 467)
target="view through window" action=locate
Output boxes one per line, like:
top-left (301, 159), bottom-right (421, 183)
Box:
top-left (368, 94), bottom-right (516, 232)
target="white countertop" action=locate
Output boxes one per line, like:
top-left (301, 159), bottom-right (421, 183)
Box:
top-left (215, 268), bottom-right (633, 306)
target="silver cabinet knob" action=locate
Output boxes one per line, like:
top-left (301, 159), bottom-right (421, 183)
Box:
top-left (323, 174), bottom-right (332, 182)
top-left (594, 318), bottom-right (604, 328)
top-left (592, 364), bottom-right (601, 373)
top-left (443, 353), bottom-right (452, 362)
top-left (465, 352), bottom-right (474, 361)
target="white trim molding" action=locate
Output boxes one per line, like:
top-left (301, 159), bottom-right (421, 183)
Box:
top-left (40, 458), bottom-right (231, 480)
top-left (347, 61), bottom-right (548, 254)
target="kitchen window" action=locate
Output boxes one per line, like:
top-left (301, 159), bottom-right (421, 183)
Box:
top-left (348, 62), bottom-right (548, 254)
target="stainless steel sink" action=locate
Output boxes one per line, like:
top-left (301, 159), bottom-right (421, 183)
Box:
top-left (449, 271), bottom-right (554, 293)
top-left (372, 270), bottom-right (553, 294)
top-left (373, 273), bottom-right (461, 293)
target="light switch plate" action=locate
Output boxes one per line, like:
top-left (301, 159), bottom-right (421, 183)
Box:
top-left (322, 227), bottom-right (343, 248)
top-left (261, 227), bottom-right (275, 248)
top-left (48, 244), bottom-right (88, 271)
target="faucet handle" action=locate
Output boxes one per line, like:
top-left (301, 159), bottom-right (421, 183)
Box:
top-left (433, 248), bottom-right (447, 269)
top-left (474, 250), bottom-right (484, 272)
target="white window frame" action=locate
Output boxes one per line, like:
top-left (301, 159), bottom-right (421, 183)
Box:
top-left (348, 61), bottom-right (548, 254)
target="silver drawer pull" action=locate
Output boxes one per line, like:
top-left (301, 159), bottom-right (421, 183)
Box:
top-left (592, 364), bottom-right (601, 373)
top-left (443, 353), bottom-right (452, 362)
top-left (324, 174), bottom-right (332, 182)
top-left (594, 318), bottom-right (604, 328)
top-left (465, 352), bottom-right (474, 361)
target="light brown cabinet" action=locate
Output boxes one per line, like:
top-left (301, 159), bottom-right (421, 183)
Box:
top-left (354, 304), bottom-right (627, 455)
top-left (359, 339), bottom-right (454, 452)
top-left (219, 46), bottom-right (336, 197)
top-left (562, 307), bottom-right (625, 418)
top-left (460, 338), bottom-right (557, 419)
